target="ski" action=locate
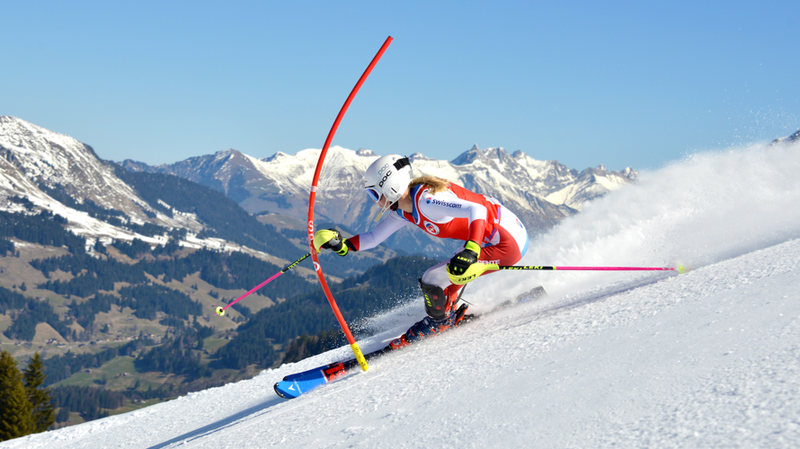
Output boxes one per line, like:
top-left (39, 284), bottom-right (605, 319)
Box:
top-left (274, 285), bottom-right (546, 399)
top-left (274, 346), bottom-right (391, 399)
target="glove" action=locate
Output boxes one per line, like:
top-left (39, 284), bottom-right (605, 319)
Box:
top-left (313, 229), bottom-right (349, 256)
top-left (448, 240), bottom-right (481, 276)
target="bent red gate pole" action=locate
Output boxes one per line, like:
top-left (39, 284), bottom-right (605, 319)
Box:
top-left (307, 36), bottom-right (393, 372)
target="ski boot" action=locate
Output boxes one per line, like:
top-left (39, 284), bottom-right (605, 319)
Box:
top-left (388, 302), bottom-right (470, 350)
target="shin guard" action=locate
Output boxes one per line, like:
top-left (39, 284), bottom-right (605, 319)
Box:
top-left (419, 279), bottom-right (449, 320)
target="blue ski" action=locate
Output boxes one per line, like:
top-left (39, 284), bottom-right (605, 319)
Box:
top-left (274, 367), bottom-right (333, 399)
top-left (274, 353), bottom-right (383, 399)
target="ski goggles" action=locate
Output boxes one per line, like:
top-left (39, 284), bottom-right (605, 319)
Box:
top-left (365, 186), bottom-right (382, 202)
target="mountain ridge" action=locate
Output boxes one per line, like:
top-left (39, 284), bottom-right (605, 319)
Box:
top-left (118, 141), bottom-right (638, 255)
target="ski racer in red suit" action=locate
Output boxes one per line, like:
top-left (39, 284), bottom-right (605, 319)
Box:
top-left (313, 154), bottom-right (529, 349)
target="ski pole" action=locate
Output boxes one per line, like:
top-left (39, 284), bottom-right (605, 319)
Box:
top-left (495, 264), bottom-right (685, 272)
top-left (449, 263), bottom-right (686, 285)
top-left (215, 252), bottom-right (311, 317)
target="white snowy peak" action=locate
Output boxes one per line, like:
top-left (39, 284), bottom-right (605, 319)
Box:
top-left (0, 116), bottom-right (211, 249)
top-left (0, 116), bottom-right (150, 219)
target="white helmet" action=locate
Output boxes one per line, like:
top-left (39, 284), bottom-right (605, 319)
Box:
top-left (363, 154), bottom-right (412, 205)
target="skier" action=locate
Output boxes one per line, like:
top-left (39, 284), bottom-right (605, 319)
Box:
top-left (313, 154), bottom-right (529, 349)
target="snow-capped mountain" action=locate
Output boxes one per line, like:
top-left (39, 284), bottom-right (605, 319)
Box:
top-left (0, 115), bottom-right (635, 263)
top-left (0, 117), bottom-right (262, 258)
top-left (122, 144), bottom-right (638, 237)
top-left (0, 117), bottom-right (205, 244)
top-left (1, 116), bottom-right (152, 220)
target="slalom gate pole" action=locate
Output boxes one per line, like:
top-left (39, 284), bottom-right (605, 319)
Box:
top-left (306, 36), bottom-right (393, 372)
top-left (214, 253), bottom-right (311, 317)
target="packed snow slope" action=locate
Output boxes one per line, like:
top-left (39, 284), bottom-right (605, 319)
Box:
top-left (5, 140), bottom-right (800, 448)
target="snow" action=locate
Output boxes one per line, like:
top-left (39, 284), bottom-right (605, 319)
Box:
top-left (4, 140), bottom-right (800, 448)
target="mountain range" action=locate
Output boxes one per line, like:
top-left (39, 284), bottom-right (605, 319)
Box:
top-left (120, 144), bottom-right (638, 228)
top-left (0, 116), bottom-right (203, 248)
top-left (118, 140), bottom-right (637, 256)
top-left (1, 115), bottom-right (638, 259)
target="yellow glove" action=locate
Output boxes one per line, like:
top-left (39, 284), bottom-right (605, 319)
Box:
top-left (313, 229), bottom-right (349, 256)
top-left (447, 241), bottom-right (483, 284)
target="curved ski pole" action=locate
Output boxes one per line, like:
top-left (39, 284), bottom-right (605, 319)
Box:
top-left (215, 252), bottom-right (311, 317)
top-left (449, 263), bottom-right (686, 285)
top-left (306, 36), bottom-right (394, 372)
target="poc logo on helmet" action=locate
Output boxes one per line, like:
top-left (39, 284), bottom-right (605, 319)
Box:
top-left (376, 162), bottom-right (391, 176)
top-left (378, 169), bottom-right (393, 188)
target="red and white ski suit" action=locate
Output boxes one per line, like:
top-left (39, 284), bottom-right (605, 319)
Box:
top-left (347, 182), bottom-right (529, 294)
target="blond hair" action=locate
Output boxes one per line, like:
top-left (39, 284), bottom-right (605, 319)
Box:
top-left (409, 175), bottom-right (450, 194)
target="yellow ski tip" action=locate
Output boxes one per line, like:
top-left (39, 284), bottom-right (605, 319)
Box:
top-left (677, 264), bottom-right (687, 274)
top-left (215, 306), bottom-right (225, 317)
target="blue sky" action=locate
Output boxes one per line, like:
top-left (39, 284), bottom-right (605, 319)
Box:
top-left (3, 1), bottom-right (798, 171)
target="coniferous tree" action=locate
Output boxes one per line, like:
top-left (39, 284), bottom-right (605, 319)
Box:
top-left (0, 351), bottom-right (34, 441)
top-left (23, 353), bottom-right (56, 432)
